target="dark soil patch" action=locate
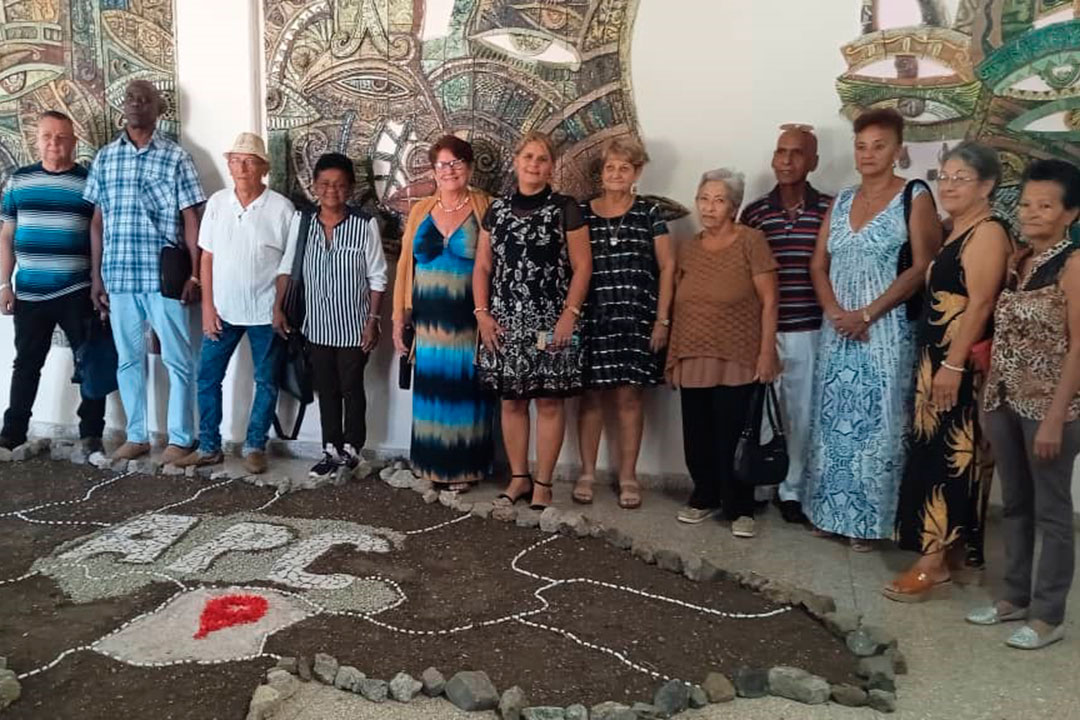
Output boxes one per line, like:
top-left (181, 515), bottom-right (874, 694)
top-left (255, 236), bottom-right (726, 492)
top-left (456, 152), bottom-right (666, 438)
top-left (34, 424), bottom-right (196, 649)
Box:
top-left (0, 459), bottom-right (861, 716)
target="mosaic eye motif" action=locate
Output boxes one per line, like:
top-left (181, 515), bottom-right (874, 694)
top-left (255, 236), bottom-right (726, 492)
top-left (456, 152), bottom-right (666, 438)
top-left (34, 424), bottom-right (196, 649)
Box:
top-left (472, 28), bottom-right (582, 70)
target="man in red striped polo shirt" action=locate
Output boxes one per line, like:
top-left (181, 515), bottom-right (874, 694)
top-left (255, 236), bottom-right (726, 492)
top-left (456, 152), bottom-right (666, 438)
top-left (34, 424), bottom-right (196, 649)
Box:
top-left (740, 126), bottom-right (833, 525)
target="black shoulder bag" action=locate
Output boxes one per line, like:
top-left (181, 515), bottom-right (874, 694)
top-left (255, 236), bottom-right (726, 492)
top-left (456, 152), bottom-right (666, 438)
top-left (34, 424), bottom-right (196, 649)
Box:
top-left (734, 383), bottom-right (789, 487)
top-left (897, 179), bottom-right (937, 321)
top-left (159, 244), bottom-right (192, 299)
top-left (273, 211), bottom-right (315, 440)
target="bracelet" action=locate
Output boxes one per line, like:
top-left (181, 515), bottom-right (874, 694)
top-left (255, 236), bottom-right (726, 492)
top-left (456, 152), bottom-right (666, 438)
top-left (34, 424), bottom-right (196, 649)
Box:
top-left (189, 275), bottom-right (201, 286)
top-left (473, 306), bottom-right (489, 316)
top-left (941, 361), bottom-right (965, 373)
top-left (656, 317), bottom-right (671, 327)
top-left (0, 282), bottom-right (10, 292)
top-left (564, 304), bottom-right (581, 317)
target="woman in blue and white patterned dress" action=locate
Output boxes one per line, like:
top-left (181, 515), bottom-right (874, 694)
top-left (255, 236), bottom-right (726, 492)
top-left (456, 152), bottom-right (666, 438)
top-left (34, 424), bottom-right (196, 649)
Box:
top-left (804, 109), bottom-right (942, 550)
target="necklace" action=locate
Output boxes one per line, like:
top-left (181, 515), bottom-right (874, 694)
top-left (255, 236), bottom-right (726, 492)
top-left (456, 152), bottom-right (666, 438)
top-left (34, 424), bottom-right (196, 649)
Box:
top-left (1021, 236), bottom-right (1072, 287)
top-left (436, 193), bottom-right (469, 213)
top-left (599, 195), bottom-right (634, 246)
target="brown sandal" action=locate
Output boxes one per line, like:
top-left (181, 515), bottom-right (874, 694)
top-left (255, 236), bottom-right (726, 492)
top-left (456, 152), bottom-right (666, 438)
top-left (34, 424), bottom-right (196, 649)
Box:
top-left (572, 475), bottom-right (594, 504)
top-left (882, 568), bottom-right (951, 603)
top-left (617, 478), bottom-right (642, 509)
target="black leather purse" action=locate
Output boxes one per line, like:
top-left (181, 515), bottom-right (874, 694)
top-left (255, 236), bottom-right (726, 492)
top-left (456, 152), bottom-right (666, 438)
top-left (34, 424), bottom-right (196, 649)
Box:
top-left (897, 179), bottom-right (939, 321)
top-left (734, 383), bottom-right (789, 487)
top-left (273, 212), bottom-right (315, 441)
top-left (399, 323), bottom-right (415, 390)
top-left (159, 244), bottom-right (191, 299)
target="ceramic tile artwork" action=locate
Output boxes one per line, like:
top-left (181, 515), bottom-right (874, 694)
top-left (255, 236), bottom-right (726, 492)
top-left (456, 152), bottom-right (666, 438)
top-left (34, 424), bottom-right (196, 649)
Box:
top-left (839, 1), bottom-right (1080, 230)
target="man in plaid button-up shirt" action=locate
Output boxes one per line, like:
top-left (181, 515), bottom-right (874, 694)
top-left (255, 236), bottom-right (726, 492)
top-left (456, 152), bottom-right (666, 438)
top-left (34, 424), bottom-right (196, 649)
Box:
top-left (84, 79), bottom-right (206, 464)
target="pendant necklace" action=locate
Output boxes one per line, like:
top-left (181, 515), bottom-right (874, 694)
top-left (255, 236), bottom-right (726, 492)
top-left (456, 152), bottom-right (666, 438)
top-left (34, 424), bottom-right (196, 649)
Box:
top-left (436, 194), bottom-right (469, 213)
top-left (602, 196), bottom-right (634, 246)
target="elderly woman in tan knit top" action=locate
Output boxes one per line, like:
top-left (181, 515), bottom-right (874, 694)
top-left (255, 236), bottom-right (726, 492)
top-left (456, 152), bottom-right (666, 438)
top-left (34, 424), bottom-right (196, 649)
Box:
top-left (666, 169), bottom-right (780, 538)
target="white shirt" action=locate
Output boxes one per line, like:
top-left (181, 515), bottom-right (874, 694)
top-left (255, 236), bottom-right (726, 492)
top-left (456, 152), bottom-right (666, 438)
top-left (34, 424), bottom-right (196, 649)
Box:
top-left (198, 187), bottom-right (295, 326)
top-left (277, 209), bottom-right (388, 347)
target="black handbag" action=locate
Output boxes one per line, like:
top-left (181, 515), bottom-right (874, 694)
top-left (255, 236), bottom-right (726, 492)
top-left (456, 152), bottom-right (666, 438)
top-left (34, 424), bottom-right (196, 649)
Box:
top-left (897, 179), bottom-right (939, 321)
top-left (399, 323), bottom-right (415, 390)
top-left (733, 383), bottom-right (789, 487)
top-left (159, 244), bottom-right (192, 299)
top-left (273, 211), bottom-right (315, 441)
top-left (72, 317), bottom-right (118, 399)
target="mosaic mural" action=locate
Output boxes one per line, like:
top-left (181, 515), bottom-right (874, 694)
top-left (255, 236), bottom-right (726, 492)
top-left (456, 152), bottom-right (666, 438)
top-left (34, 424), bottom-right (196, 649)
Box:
top-left (0, 0), bottom-right (180, 186)
top-left (263, 0), bottom-right (645, 253)
top-left (837, 0), bottom-right (1080, 227)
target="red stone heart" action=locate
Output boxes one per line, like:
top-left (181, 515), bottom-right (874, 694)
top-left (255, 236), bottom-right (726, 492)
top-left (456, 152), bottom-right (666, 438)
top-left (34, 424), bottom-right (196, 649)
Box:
top-left (194, 594), bottom-right (269, 639)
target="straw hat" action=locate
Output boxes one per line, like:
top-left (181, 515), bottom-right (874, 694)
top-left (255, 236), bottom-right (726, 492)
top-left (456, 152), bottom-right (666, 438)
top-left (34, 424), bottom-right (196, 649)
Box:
top-left (224, 132), bottom-right (269, 163)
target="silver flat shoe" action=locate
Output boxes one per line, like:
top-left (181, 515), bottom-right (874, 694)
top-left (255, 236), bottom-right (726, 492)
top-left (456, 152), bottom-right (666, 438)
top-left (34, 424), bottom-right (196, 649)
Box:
top-left (1006, 624), bottom-right (1065, 650)
top-left (965, 604), bottom-right (1029, 626)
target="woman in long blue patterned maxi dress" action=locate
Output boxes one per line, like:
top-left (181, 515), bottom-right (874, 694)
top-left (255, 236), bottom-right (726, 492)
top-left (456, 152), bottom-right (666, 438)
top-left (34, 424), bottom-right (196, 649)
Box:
top-left (804, 109), bottom-right (942, 549)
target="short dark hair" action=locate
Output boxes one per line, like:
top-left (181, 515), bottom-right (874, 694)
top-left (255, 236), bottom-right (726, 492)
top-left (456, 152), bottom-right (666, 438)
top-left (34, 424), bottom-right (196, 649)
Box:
top-left (1022, 159), bottom-right (1080, 211)
top-left (942, 141), bottom-right (1002, 195)
top-left (39, 110), bottom-right (73, 125)
top-left (313, 152), bottom-right (356, 186)
top-left (428, 135), bottom-right (474, 167)
top-left (853, 107), bottom-right (904, 144)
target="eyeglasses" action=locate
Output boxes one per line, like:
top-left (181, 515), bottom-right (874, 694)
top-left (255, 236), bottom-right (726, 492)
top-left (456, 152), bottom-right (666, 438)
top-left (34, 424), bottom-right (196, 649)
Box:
top-left (227, 155), bottom-right (261, 167)
top-left (936, 173), bottom-right (978, 185)
top-left (434, 159), bottom-right (466, 172)
top-left (314, 181), bottom-right (349, 191)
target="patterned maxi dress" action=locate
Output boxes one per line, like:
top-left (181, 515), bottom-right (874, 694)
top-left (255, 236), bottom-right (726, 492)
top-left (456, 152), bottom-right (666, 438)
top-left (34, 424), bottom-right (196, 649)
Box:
top-left (804, 185), bottom-right (920, 539)
top-left (477, 191), bottom-right (585, 398)
top-left (894, 220), bottom-right (1004, 567)
top-left (410, 214), bottom-right (494, 487)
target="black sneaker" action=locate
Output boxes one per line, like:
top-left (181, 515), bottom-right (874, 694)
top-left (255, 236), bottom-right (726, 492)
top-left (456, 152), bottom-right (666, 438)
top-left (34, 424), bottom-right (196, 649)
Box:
top-left (309, 444), bottom-right (341, 479)
top-left (0, 435), bottom-right (23, 451)
top-left (778, 500), bottom-right (810, 525)
top-left (339, 444), bottom-right (361, 472)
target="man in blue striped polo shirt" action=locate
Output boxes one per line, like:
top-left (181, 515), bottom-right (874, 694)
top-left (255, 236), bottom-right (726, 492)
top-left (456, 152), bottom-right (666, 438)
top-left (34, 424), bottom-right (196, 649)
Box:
top-left (0, 111), bottom-right (106, 452)
top-left (740, 125), bottom-right (833, 525)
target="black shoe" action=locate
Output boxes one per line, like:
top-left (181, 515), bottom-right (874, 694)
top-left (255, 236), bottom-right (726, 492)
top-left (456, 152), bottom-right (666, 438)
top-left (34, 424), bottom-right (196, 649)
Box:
top-left (80, 437), bottom-right (104, 454)
top-left (339, 444), bottom-right (361, 472)
top-left (309, 446), bottom-right (341, 479)
top-left (0, 435), bottom-right (23, 451)
top-left (778, 500), bottom-right (809, 525)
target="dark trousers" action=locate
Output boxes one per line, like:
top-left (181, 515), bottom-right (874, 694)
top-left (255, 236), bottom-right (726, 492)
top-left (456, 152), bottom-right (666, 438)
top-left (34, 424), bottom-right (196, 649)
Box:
top-left (983, 406), bottom-right (1080, 626)
top-left (2, 290), bottom-right (107, 443)
top-left (308, 343), bottom-right (369, 451)
top-left (680, 383), bottom-right (756, 519)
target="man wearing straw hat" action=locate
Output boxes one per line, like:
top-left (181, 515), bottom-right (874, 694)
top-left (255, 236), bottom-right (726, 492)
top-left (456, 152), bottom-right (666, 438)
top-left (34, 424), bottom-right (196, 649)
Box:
top-left (175, 133), bottom-right (294, 474)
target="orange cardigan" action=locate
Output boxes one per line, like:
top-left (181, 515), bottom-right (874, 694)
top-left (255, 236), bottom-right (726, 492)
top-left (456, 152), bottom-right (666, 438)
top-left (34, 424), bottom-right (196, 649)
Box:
top-left (391, 188), bottom-right (492, 323)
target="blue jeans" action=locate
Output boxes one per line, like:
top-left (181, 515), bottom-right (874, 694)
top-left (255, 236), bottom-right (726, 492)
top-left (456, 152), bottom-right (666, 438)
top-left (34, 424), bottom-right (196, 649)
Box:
top-left (110, 293), bottom-right (195, 447)
top-left (197, 322), bottom-right (282, 454)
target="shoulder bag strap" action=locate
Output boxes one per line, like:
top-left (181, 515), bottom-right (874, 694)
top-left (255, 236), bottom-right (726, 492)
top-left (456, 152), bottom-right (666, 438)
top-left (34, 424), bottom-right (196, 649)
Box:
top-left (292, 211), bottom-right (313, 281)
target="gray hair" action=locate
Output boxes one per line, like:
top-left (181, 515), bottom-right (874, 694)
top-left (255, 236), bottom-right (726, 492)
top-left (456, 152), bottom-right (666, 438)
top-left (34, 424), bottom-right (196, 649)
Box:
top-left (698, 168), bottom-right (745, 213)
top-left (941, 141), bottom-right (1002, 196)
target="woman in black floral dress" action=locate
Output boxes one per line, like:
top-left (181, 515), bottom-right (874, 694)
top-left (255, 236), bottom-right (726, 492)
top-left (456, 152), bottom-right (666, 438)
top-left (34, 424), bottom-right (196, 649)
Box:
top-left (885, 142), bottom-right (1012, 602)
top-left (473, 131), bottom-right (592, 510)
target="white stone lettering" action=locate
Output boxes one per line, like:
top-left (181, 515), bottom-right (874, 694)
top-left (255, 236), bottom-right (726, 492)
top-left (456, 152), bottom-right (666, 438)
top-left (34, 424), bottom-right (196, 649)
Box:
top-left (59, 514), bottom-right (199, 564)
top-left (266, 531), bottom-right (390, 590)
top-left (166, 522), bottom-right (294, 574)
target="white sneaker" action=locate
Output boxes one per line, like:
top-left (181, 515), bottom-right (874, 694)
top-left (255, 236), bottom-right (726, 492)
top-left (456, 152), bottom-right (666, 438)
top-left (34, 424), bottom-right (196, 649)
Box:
top-left (732, 516), bottom-right (756, 538)
top-left (677, 507), bottom-right (718, 524)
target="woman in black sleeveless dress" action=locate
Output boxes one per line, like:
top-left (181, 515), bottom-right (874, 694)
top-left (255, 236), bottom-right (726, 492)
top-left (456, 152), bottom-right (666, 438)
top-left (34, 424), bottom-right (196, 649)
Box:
top-left (886, 143), bottom-right (1013, 602)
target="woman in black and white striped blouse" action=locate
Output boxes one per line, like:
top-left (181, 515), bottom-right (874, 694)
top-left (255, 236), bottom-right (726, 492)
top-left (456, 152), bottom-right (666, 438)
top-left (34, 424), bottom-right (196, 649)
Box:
top-left (274, 153), bottom-right (388, 479)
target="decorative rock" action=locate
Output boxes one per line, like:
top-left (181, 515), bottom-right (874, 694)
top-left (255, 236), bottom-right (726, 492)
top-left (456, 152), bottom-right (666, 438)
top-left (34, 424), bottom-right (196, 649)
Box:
top-left (492, 503), bottom-right (518, 523)
top-left (421, 666), bottom-right (446, 696)
top-left (388, 469), bottom-right (418, 489)
top-left (791, 589), bottom-right (836, 619)
top-left (857, 655), bottom-right (896, 688)
top-left (830, 684), bottom-right (868, 707)
top-left (245, 685), bottom-right (281, 720)
top-left (701, 672), bottom-right (735, 703)
top-left (654, 549), bottom-right (682, 573)
top-left (184, 465), bottom-right (196, 478)
top-left (69, 449), bottom-right (88, 465)
top-left (87, 451), bottom-right (110, 468)
top-left (539, 506), bottom-right (562, 533)
top-left (885, 647), bottom-right (908, 675)
top-left (389, 672), bottom-right (423, 702)
top-left (354, 460), bottom-right (376, 480)
top-left (50, 442), bottom-right (74, 461)
top-left (603, 526), bottom-right (632, 550)
top-left (822, 609), bottom-right (862, 638)
top-left (195, 465), bottom-right (217, 479)
top-left (439, 490), bottom-right (457, 507)
top-left (162, 463), bottom-right (185, 476)
top-left (128, 458), bottom-right (158, 475)
top-left (629, 702), bottom-right (663, 719)
top-left (379, 465), bottom-right (397, 481)
top-left (422, 489), bottom-right (440, 504)
top-left (444, 670), bottom-right (499, 711)
top-left (767, 666), bottom-right (829, 705)
top-left (559, 511), bottom-right (589, 538)
top-left (516, 508), bottom-right (542, 528)
top-left (499, 685), bottom-right (528, 720)
top-left (470, 501), bottom-right (493, 520)
top-left (732, 667), bottom-right (769, 698)
top-left (846, 625), bottom-right (896, 656)
top-left (630, 540), bottom-right (656, 564)
top-left (653, 678), bottom-right (690, 715)
top-left (688, 685), bottom-right (708, 708)
top-left (737, 571), bottom-right (769, 591)
top-left (275, 656), bottom-right (298, 674)
top-left (211, 470), bottom-right (232, 480)
top-left (0, 669), bottom-right (20, 710)
top-left (266, 668), bottom-right (299, 700)
top-left (296, 654), bottom-right (312, 682)
top-left (683, 556), bottom-right (722, 583)
top-left (358, 678), bottom-right (389, 703)
top-left (10, 444), bottom-right (30, 461)
top-left (412, 476), bottom-right (434, 493)
top-left (565, 704), bottom-right (588, 720)
top-left (868, 689), bottom-right (897, 713)
top-left (30, 437), bottom-right (50, 453)
top-left (313, 653), bottom-right (339, 684)
top-left (590, 701), bottom-right (635, 720)
top-left (762, 579), bottom-right (798, 605)
top-left (0, 447), bottom-right (11, 462)
top-left (523, 709), bottom-right (566, 720)
top-left (334, 665), bottom-right (365, 693)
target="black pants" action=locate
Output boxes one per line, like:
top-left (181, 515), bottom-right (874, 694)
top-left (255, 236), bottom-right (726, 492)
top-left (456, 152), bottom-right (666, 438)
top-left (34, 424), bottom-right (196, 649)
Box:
top-left (2, 290), bottom-right (107, 443)
top-left (680, 383), bottom-right (756, 519)
top-left (308, 343), bottom-right (369, 451)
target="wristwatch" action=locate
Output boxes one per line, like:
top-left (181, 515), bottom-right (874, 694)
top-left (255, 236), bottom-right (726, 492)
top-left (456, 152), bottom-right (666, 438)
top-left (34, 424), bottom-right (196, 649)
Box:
top-left (861, 308), bottom-right (872, 324)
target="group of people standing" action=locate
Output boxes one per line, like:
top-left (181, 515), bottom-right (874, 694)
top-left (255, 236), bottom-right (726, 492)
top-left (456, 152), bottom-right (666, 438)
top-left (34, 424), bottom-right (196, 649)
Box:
top-left (2, 83), bottom-right (1079, 651)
